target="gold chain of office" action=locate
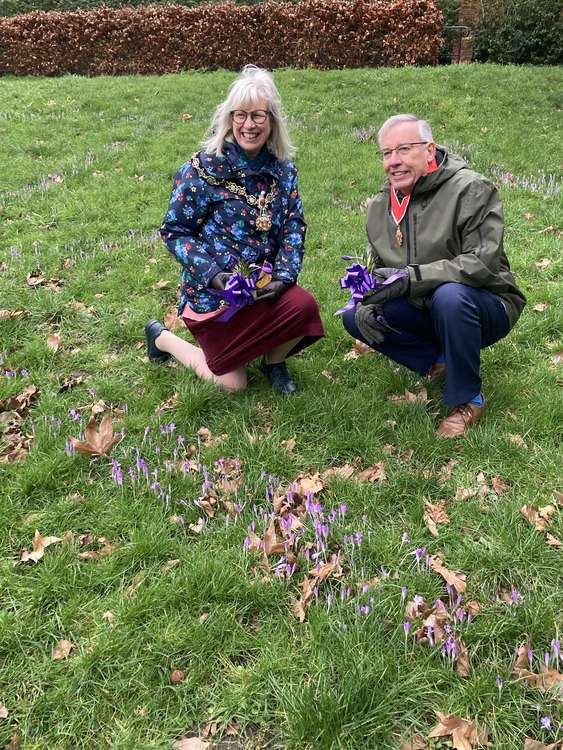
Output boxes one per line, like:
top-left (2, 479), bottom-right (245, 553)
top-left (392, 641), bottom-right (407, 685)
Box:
top-left (191, 153), bottom-right (277, 231)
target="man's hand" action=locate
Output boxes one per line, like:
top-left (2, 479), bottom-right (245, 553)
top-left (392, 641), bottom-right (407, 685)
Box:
top-left (255, 280), bottom-right (290, 303)
top-left (362, 267), bottom-right (410, 306)
top-left (354, 304), bottom-right (388, 346)
top-left (210, 272), bottom-right (231, 291)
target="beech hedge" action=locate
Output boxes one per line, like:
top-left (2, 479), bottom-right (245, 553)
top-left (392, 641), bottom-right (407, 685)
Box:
top-left (0, 0), bottom-right (443, 75)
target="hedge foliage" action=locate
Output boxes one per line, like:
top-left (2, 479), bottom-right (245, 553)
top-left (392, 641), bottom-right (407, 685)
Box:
top-left (475, 0), bottom-right (563, 64)
top-left (0, 0), bottom-right (245, 17)
top-left (0, 0), bottom-right (443, 75)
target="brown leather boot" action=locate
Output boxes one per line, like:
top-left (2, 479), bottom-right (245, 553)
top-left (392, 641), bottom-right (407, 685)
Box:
top-left (436, 403), bottom-right (483, 438)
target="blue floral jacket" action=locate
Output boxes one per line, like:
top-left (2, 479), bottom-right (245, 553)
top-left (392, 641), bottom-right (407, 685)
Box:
top-left (160, 141), bottom-right (306, 314)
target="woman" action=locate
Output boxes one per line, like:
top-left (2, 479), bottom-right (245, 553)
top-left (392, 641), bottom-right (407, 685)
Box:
top-left (145, 65), bottom-right (324, 394)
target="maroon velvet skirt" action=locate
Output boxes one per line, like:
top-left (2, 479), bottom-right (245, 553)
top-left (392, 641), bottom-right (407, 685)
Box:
top-left (182, 285), bottom-right (324, 375)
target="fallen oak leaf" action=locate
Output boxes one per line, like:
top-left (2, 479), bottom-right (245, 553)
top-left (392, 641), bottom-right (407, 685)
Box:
top-left (344, 339), bottom-right (372, 360)
top-left (170, 669), bottom-right (185, 684)
top-left (292, 471), bottom-right (324, 496)
top-left (52, 638), bottom-right (75, 660)
top-left (19, 529), bottom-right (62, 563)
top-left (281, 435), bottom-right (296, 452)
top-left (70, 411), bottom-right (122, 457)
top-left (321, 462), bottom-right (357, 480)
top-left (401, 737), bottom-right (428, 750)
top-left (173, 737), bottom-right (210, 750)
top-left (524, 739), bottom-right (563, 750)
top-left (0, 384), bottom-right (38, 414)
top-left (0, 309), bottom-right (25, 319)
top-left (546, 533), bottom-right (562, 547)
top-left (26, 269), bottom-right (45, 287)
top-left (455, 637), bottom-right (471, 677)
top-left (0, 704), bottom-right (8, 719)
top-left (430, 556), bottom-right (467, 594)
top-left (491, 475), bottom-right (510, 494)
top-left (355, 462), bottom-right (387, 482)
top-left (428, 712), bottom-right (489, 750)
top-left (188, 518), bottom-right (206, 534)
top-left (520, 504), bottom-right (555, 532)
top-left (47, 333), bottom-right (61, 352)
top-left (423, 499), bottom-right (449, 537)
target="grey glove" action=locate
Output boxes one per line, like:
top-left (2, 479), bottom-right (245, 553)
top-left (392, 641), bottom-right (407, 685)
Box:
top-left (355, 304), bottom-right (388, 346)
top-left (210, 272), bottom-right (231, 291)
top-left (362, 267), bottom-right (410, 306)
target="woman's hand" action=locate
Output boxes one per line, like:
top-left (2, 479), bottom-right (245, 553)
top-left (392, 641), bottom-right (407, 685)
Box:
top-left (255, 280), bottom-right (290, 303)
top-left (210, 272), bottom-right (232, 291)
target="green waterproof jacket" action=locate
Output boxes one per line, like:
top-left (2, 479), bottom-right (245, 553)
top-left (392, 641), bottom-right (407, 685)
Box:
top-left (366, 147), bottom-right (526, 328)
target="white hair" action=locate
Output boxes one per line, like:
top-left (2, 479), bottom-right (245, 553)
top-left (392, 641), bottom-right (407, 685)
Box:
top-left (202, 65), bottom-right (295, 161)
top-left (377, 114), bottom-right (434, 146)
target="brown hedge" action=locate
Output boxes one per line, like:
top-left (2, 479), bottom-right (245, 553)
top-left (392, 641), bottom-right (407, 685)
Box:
top-left (0, 0), bottom-right (443, 75)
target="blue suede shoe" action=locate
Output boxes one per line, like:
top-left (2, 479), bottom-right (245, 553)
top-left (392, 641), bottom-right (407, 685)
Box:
top-left (259, 358), bottom-right (297, 395)
top-left (145, 320), bottom-right (172, 363)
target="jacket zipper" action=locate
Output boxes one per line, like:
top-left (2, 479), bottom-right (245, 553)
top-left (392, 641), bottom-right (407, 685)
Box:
top-left (413, 214), bottom-right (418, 259)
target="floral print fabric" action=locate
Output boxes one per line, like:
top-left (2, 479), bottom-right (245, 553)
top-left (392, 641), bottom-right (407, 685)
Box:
top-left (160, 141), bottom-right (306, 314)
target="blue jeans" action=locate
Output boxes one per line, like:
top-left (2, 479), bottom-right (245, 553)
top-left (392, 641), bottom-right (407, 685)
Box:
top-left (342, 283), bottom-right (511, 407)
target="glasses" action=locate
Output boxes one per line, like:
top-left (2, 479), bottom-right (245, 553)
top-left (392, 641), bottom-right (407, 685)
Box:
top-left (380, 142), bottom-right (429, 159)
top-left (231, 109), bottom-right (270, 125)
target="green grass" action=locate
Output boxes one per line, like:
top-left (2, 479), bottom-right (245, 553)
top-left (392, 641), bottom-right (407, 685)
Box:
top-left (0, 65), bottom-right (562, 750)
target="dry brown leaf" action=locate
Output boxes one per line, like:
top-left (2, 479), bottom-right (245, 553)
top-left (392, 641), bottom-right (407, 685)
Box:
top-left (201, 722), bottom-right (218, 738)
top-left (555, 491), bottom-right (563, 506)
top-left (437, 459), bottom-right (458, 485)
top-left (19, 529), bottom-right (62, 563)
top-left (551, 351), bottom-right (563, 366)
top-left (156, 393), bottom-right (179, 413)
top-left (400, 448), bottom-right (415, 462)
top-left (77, 536), bottom-right (114, 561)
top-left (163, 559), bottom-right (180, 571)
top-left (47, 332), bottom-right (61, 352)
top-left (59, 372), bottom-right (88, 391)
top-left (170, 669), bottom-right (185, 684)
top-left (52, 639), bottom-right (74, 660)
top-left (520, 504), bottom-right (555, 532)
top-left (388, 388), bottom-right (428, 403)
top-left (454, 486), bottom-right (478, 502)
top-left (26, 269), bottom-right (45, 286)
top-left (524, 739), bottom-right (563, 750)
top-left (153, 279), bottom-right (170, 289)
top-left (532, 303), bottom-right (548, 312)
top-left (281, 435), bottom-right (296, 452)
top-left (321, 462), bottom-right (357, 481)
top-left (423, 499), bottom-right (449, 537)
top-left (405, 596), bottom-right (428, 621)
top-left (164, 309), bottom-right (184, 331)
top-left (546, 533), bottom-right (562, 547)
top-left (355, 462), bottom-right (387, 483)
top-left (199, 612), bottom-right (208, 624)
top-left (491, 475), bottom-right (510, 494)
top-left (189, 518), bottom-right (205, 534)
top-left (308, 555), bottom-right (342, 584)
top-left (173, 738), bottom-right (210, 750)
top-left (3, 733), bottom-right (21, 750)
top-left (509, 433), bottom-right (529, 449)
top-left (70, 412), bottom-right (122, 457)
top-left (102, 611), bottom-right (114, 623)
top-left (263, 521), bottom-right (286, 557)
top-left (197, 426), bottom-right (226, 446)
top-left (430, 556), bottom-right (467, 594)
top-left (428, 712), bottom-right (488, 750)
top-left (455, 638), bottom-right (471, 677)
top-left (0, 384), bottom-right (39, 415)
top-left (535, 258), bottom-right (552, 270)
top-left (0, 704), bottom-right (8, 719)
top-left (0, 309), bottom-right (25, 319)
top-left (292, 472), bottom-right (324, 495)
top-left (344, 339), bottom-right (373, 360)
top-left (401, 737), bottom-right (428, 750)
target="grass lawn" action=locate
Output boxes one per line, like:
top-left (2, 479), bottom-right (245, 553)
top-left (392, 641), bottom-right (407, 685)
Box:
top-left (0, 64), bottom-right (562, 750)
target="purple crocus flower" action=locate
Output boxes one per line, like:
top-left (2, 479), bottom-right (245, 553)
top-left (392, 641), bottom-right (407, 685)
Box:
top-left (540, 716), bottom-right (552, 731)
top-left (338, 503), bottom-right (347, 517)
top-left (111, 459), bottom-right (123, 486)
top-left (551, 639), bottom-right (561, 662)
top-left (401, 531), bottom-right (410, 545)
top-left (403, 621), bottom-right (410, 635)
top-left (401, 586), bottom-right (408, 601)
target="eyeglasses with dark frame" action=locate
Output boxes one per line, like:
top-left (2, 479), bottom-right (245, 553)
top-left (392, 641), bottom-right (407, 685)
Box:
top-left (231, 109), bottom-right (270, 125)
top-left (380, 142), bottom-right (429, 160)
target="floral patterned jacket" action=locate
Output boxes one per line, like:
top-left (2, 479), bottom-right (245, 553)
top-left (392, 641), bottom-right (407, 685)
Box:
top-left (160, 141), bottom-right (306, 314)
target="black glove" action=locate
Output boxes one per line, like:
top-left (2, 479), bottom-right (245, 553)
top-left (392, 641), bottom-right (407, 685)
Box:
top-left (362, 267), bottom-right (410, 306)
top-left (210, 272), bottom-right (231, 291)
top-left (354, 304), bottom-right (388, 346)
top-left (255, 280), bottom-right (290, 303)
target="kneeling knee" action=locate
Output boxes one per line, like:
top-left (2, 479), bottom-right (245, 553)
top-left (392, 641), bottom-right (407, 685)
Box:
top-left (431, 283), bottom-right (473, 315)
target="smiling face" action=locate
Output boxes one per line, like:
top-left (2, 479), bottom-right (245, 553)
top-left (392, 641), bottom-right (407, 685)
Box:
top-left (231, 97), bottom-right (272, 159)
top-left (380, 121), bottom-right (436, 193)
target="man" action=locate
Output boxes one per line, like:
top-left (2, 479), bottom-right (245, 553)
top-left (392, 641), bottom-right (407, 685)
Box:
top-left (342, 114), bottom-right (526, 437)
